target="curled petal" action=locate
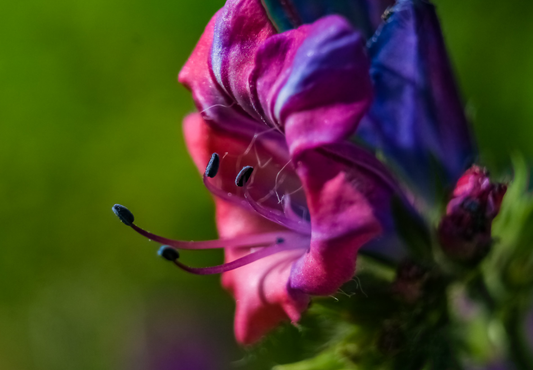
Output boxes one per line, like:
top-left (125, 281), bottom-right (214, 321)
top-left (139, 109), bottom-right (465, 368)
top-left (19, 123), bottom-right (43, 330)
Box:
top-left (179, 13), bottom-right (267, 137)
top-left (179, 14), bottom-right (230, 120)
top-left (358, 0), bottom-right (475, 199)
top-left (290, 144), bottom-right (397, 295)
top-left (263, 15), bottom-right (372, 156)
top-left (211, 0), bottom-right (277, 120)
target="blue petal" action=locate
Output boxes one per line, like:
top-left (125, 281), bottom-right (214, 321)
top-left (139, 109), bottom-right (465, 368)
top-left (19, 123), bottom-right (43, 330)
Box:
top-left (358, 0), bottom-right (476, 201)
top-left (262, 0), bottom-right (393, 37)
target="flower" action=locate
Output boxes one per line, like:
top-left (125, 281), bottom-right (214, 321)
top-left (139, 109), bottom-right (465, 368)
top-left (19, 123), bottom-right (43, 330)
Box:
top-left (172, 0), bottom-right (404, 344)
top-left (438, 165), bottom-right (507, 263)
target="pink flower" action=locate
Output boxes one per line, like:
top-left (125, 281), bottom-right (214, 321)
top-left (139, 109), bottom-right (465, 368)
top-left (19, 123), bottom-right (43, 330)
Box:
top-left (113, 0), bottom-right (404, 344)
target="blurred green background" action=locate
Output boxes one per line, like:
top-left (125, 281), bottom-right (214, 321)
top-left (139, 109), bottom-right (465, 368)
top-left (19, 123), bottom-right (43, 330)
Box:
top-left (0, 0), bottom-right (532, 369)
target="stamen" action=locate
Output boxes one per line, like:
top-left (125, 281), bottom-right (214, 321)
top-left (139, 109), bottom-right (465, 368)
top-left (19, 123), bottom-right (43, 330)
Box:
top-left (235, 166), bottom-right (254, 187)
top-left (170, 241), bottom-right (303, 275)
top-left (113, 204), bottom-right (135, 226)
top-left (158, 246), bottom-right (180, 261)
top-left (205, 153), bottom-right (220, 178)
top-left (202, 155), bottom-right (253, 210)
top-left (111, 204), bottom-right (295, 249)
top-left (203, 158), bottom-right (310, 235)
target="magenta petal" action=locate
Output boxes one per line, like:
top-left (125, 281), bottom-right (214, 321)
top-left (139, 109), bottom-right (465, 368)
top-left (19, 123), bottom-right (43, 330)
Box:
top-left (249, 15), bottom-right (373, 156)
top-left (178, 13), bottom-right (266, 137)
top-left (320, 143), bottom-right (411, 261)
top-left (273, 16), bottom-right (373, 156)
top-left (179, 13), bottom-right (230, 119)
top-left (289, 145), bottom-right (396, 295)
top-left (250, 25), bottom-right (310, 128)
top-left (222, 233), bottom-right (309, 344)
top-left (217, 201), bottom-right (309, 345)
top-left (211, 0), bottom-right (277, 121)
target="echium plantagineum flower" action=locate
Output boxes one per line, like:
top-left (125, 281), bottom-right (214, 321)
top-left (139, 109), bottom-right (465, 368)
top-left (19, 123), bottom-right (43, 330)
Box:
top-left (113, 0), bottom-right (479, 345)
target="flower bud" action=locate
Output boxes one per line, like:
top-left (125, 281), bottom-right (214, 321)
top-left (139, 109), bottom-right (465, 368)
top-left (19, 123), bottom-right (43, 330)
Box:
top-left (438, 165), bottom-right (507, 264)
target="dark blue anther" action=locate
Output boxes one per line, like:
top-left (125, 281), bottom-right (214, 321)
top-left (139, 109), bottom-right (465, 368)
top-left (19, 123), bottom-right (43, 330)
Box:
top-left (205, 153), bottom-right (220, 178)
top-left (276, 237), bottom-right (285, 244)
top-left (235, 166), bottom-right (254, 187)
top-left (112, 204), bottom-right (135, 226)
top-left (158, 246), bottom-right (180, 261)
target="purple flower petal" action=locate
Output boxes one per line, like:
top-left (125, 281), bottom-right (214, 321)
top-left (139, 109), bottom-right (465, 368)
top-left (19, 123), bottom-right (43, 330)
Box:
top-left (358, 0), bottom-right (476, 199)
top-left (289, 144), bottom-right (397, 295)
top-left (179, 14), bottom-right (267, 137)
top-left (270, 16), bottom-right (372, 156)
top-left (211, 0), bottom-right (277, 121)
top-left (178, 0), bottom-right (407, 344)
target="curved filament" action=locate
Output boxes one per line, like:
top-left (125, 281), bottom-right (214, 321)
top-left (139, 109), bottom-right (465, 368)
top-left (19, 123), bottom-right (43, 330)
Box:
top-left (203, 174), bottom-right (253, 211)
top-left (172, 242), bottom-right (305, 275)
top-left (130, 223), bottom-right (295, 250)
top-left (243, 184), bottom-right (311, 235)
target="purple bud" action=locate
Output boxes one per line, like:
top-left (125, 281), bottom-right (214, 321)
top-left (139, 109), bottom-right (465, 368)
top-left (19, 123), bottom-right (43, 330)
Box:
top-left (438, 166), bottom-right (507, 264)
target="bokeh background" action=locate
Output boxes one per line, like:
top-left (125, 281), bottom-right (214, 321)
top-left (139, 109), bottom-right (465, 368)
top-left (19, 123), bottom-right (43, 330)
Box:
top-left (1, 0), bottom-right (532, 369)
